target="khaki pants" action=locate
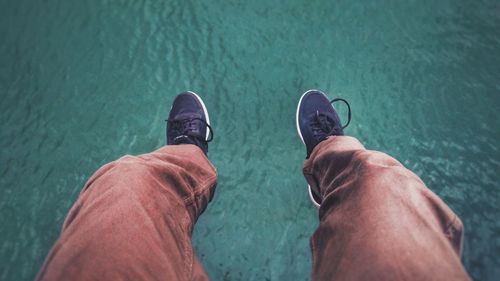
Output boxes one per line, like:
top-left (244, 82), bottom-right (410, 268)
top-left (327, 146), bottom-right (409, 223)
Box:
top-left (36, 136), bottom-right (471, 281)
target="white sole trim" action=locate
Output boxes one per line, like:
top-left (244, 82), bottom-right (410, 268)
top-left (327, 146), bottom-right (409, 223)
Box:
top-left (296, 89), bottom-right (328, 145)
top-left (308, 185), bottom-right (321, 208)
top-left (297, 89), bottom-right (328, 208)
top-left (186, 91), bottom-right (211, 141)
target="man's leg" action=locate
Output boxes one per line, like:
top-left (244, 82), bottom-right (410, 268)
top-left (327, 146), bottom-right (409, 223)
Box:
top-left (36, 144), bottom-right (216, 281)
top-left (37, 91), bottom-right (217, 281)
top-left (296, 89), bottom-right (471, 280)
top-left (303, 136), bottom-right (471, 280)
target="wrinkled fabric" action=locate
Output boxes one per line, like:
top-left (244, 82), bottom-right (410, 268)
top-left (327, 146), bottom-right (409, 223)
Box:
top-left (304, 136), bottom-right (471, 281)
top-left (36, 144), bottom-right (217, 281)
top-left (37, 137), bottom-right (471, 281)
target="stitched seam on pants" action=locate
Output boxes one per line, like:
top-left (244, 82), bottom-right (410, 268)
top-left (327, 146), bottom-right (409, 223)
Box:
top-left (182, 175), bottom-right (218, 206)
top-left (178, 209), bottom-right (194, 281)
top-left (444, 214), bottom-right (464, 256)
top-left (444, 214), bottom-right (460, 235)
top-left (186, 214), bottom-right (194, 281)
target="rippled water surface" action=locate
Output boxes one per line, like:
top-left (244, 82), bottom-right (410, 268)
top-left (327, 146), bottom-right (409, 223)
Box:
top-left (1, 0), bottom-right (499, 280)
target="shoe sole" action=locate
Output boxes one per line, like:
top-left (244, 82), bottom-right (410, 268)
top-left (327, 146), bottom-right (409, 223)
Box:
top-left (296, 89), bottom-right (325, 209)
top-left (186, 91), bottom-right (211, 141)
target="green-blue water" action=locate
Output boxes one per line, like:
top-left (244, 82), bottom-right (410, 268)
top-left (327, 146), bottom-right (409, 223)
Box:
top-left (1, 0), bottom-right (499, 280)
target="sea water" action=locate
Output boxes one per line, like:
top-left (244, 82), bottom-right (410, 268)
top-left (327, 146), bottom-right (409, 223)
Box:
top-left (1, 0), bottom-right (499, 280)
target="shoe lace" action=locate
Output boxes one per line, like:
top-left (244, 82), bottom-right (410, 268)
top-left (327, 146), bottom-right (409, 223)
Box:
top-left (166, 117), bottom-right (214, 142)
top-left (310, 98), bottom-right (351, 139)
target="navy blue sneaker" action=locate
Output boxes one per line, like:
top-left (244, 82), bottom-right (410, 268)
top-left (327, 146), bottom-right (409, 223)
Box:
top-left (166, 91), bottom-right (213, 155)
top-left (296, 89), bottom-right (351, 207)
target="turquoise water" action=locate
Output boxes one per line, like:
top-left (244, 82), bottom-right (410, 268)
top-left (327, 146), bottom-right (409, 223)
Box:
top-left (1, 0), bottom-right (499, 280)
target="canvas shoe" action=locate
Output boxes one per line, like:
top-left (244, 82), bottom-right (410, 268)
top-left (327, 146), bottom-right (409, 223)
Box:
top-left (166, 91), bottom-right (213, 155)
top-left (296, 89), bottom-right (351, 207)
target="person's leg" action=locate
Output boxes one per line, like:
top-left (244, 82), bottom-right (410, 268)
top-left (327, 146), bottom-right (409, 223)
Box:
top-left (304, 136), bottom-right (470, 281)
top-left (296, 90), bottom-right (471, 280)
top-left (37, 91), bottom-right (216, 281)
top-left (36, 145), bottom-right (216, 281)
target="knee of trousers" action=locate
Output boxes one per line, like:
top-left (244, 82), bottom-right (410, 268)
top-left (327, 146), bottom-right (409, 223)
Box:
top-left (349, 150), bottom-right (424, 191)
top-left (353, 150), bottom-right (402, 168)
top-left (81, 155), bottom-right (150, 191)
top-left (84, 155), bottom-right (164, 195)
top-left (112, 155), bottom-right (155, 178)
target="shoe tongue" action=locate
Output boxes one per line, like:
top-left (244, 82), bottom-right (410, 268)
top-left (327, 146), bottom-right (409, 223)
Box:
top-left (172, 113), bottom-right (206, 136)
top-left (310, 111), bottom-right (343, 139)
top-left (316, 112), bottom-right (335, 131)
